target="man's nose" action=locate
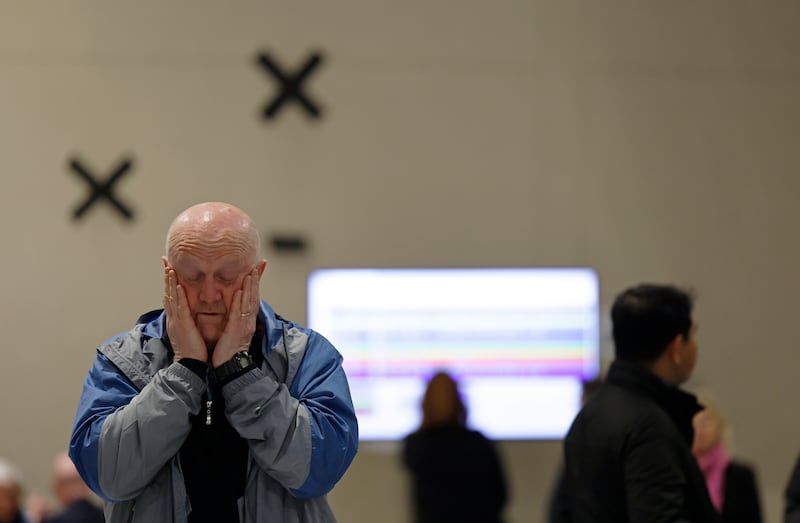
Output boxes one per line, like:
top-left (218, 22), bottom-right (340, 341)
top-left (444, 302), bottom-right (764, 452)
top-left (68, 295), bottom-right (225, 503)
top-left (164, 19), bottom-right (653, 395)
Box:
top-left (199, 277), bottom-right (222, 302)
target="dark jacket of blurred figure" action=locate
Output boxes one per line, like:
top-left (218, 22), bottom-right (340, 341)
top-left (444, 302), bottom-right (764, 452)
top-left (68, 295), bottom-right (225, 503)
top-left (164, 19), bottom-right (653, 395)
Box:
top-left (784, 453), bottom-right (800, 523)
top-left (546, 378), bottom-right (604, 523)
top-left (402, 372), bottom-right (507, 523)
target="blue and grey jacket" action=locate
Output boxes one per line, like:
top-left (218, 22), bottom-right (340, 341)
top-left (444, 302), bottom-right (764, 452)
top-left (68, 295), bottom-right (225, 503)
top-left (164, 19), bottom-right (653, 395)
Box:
top-left (69, 300), bottom-right (358, 522)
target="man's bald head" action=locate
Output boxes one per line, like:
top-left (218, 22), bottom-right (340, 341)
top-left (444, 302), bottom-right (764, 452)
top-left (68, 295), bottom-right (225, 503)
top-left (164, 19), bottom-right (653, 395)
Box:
top-left (51, 451), bottom-right (92, 506)
top-left (165, 202), bottom-right (261, 264)
top-left (52, 452), bottom-right (79, 482)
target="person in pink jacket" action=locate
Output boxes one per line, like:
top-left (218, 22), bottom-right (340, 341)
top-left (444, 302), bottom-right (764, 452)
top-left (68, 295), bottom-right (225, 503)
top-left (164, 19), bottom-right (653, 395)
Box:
top-left (692, 398), bottom-right (763, 523)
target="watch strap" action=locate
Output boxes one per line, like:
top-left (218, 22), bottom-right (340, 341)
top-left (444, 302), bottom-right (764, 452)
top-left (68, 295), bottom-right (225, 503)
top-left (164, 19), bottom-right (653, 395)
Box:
top-left (177, 358), bottom-right (208, 379)
top-left (214, 351), bottom-right (256, 384)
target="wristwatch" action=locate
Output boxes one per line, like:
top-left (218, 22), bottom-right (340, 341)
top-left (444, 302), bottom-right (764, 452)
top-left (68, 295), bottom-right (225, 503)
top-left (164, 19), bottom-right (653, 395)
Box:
top-left (214, 351), bottom-right (255, 383)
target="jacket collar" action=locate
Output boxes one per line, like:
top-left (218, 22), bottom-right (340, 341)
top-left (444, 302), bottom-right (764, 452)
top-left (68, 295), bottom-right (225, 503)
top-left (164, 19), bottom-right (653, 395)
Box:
top-left (606, 359), bottom-right (703, 445)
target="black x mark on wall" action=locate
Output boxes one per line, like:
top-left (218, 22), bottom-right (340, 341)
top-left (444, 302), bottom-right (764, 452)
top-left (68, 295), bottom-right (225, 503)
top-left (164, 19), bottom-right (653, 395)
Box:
top-left (68, 156), bottom-right (135, 222)
top-left (257, 51), bottom-right (324, 120)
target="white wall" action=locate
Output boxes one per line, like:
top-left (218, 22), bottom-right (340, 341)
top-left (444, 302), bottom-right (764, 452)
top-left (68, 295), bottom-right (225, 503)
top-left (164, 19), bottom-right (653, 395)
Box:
top-left (0, 2), bottom-right (798, 521)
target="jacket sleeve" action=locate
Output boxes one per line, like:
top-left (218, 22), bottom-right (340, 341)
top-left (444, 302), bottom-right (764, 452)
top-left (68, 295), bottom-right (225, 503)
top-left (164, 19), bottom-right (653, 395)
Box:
top-left (727, 463), bottom-right (762, 523)
top-left (221, 330), bottom-right (358, 498)
top-left (786, 454), bottom-right (800, 523)
top-left (623, 424), bottom-right (692, 523)
top-left (483, 436), bottom-right (508, 514)
top-left (547, 464), bottom-right (568, 523)
top-left (69, 352), bottom-right (205, 501)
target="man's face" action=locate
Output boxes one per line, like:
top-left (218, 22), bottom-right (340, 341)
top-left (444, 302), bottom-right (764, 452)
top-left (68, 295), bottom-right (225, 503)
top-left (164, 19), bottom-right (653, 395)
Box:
top-left (168, 248), bottom-right (257, 348)
top-left (676, 322), bottom-right (699, 383)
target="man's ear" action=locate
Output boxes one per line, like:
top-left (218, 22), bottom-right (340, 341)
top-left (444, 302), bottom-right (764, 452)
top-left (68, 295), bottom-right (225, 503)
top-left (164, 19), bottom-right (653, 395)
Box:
top-left (256, 259), bottom-right (267, 277)
top-left (665, 334), bottom-right (684, 365)
top-left (162, 256), bottom-right (170, 270)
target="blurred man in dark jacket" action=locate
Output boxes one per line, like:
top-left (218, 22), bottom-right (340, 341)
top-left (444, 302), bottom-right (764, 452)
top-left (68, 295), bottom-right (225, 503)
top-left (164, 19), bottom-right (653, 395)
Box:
top-left (559, 284), bottom-right (718, 522)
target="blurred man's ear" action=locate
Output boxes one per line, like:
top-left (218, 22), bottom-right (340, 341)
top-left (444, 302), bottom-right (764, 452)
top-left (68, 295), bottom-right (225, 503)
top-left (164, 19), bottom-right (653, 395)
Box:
top-left (665, 334), bottom-right (684, 366)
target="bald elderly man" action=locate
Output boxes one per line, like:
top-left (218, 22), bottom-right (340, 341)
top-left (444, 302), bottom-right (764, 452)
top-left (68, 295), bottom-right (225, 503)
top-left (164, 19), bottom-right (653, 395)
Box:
top-left (38, 451), bottom-right (104, 523)
top-left (70, 202), bottom-right (358, 523)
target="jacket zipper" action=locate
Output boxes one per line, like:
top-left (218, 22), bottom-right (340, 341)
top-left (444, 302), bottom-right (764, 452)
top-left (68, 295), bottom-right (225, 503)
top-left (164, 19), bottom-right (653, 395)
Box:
top-left (205, 371), bottom-right (214, 426)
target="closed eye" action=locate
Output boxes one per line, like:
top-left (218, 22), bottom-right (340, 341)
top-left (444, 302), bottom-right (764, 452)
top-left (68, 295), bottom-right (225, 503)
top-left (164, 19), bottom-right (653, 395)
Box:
top-left (183, 274), bottom-right (203, 284)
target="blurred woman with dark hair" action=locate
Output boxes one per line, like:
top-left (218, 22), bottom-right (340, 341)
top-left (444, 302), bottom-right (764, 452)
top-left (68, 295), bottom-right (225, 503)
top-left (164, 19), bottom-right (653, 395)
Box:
top-left (402, 371), bottom-right (508, 523)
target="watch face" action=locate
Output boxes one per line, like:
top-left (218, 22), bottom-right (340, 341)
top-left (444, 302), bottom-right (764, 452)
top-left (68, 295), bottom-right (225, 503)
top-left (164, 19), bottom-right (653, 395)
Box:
top-left (236, 352), bottom-right (252, 368)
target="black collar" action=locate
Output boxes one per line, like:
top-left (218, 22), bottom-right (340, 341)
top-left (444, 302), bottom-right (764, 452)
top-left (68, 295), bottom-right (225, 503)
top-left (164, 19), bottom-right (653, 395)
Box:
top-left (606, 359), bottom-right (703, 444)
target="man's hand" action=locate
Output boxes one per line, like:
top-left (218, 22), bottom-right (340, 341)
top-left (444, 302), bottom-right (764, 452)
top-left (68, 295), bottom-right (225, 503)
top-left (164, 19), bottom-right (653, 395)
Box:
top-left (212, 266), bottom-right (261, 367)
top-left (162, 262), bottom-right (207, 362)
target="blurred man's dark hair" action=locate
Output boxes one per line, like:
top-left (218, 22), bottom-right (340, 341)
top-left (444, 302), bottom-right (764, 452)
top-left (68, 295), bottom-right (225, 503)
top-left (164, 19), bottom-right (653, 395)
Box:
top-left (611, 284), bottom-right (694, 363)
